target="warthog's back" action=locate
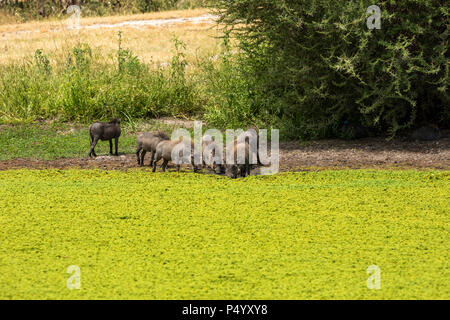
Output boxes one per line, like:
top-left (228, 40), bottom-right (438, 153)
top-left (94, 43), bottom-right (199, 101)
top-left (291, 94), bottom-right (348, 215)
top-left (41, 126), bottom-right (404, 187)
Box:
top-left (103, 124), bottom-right (121, 140)
top-left (89, 122), bottom-right (103, 135)
top-left (137, 132), bottom-right (153, 141)
top-left (156, 139), bottom-right (186, 161)
top-left (140, 132), bottom-right (169, 152)
top-left (90, 122), bottom-right (121, 141)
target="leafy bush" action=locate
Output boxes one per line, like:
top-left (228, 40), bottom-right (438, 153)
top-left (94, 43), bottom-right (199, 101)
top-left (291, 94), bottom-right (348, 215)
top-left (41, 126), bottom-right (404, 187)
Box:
top-left (213, 0), bottom-right (449, 139)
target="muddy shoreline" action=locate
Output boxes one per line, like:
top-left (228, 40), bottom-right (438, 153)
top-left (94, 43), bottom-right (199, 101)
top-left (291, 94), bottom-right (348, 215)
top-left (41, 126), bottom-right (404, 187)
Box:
top-left (1, 136), bottom-right (448, 171)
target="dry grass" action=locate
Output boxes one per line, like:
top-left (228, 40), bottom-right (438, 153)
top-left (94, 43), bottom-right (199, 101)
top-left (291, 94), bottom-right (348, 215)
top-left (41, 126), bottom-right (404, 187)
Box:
top-left (0, 8), bottom-right (211, 33)
top-left (0, 11), bottom-right (20, 25)
top-left (0, 8), bottom-right (223, 64)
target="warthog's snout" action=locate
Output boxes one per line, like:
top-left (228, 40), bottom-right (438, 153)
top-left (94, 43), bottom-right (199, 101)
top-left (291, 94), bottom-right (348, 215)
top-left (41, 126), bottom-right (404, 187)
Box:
top-left (224, 140), bottom-right (256, 179)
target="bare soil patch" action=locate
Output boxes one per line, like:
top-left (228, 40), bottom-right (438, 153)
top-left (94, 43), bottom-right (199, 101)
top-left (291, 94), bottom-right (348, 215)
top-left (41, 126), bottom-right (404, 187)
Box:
top-left (1, 133), bottom-right (448, 171)
top-left (279, 135), bottom-right (449, 171)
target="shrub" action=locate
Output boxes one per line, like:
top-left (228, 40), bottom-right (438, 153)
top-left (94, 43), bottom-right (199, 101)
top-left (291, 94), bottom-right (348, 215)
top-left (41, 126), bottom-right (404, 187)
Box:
top-left (213, 0), bottom-right (449, 139)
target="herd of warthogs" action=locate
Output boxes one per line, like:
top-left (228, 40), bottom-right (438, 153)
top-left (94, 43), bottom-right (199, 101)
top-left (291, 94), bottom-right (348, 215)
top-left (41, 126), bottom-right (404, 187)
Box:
top-left (88, 118), bottom-right (263, 178)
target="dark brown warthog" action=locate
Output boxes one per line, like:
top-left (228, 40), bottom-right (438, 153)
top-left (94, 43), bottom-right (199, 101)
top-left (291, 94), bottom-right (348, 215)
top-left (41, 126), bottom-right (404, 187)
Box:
top-left (201, 135), bottom-right (223, 173)
top-left (88, 118), bottom-right (121, 157)
top-left (224, 140), bottom-right (257, 179)
top-left (152, 137), bottom-right (200, 173)
top-left (135, 131), bottom-right (170, 166)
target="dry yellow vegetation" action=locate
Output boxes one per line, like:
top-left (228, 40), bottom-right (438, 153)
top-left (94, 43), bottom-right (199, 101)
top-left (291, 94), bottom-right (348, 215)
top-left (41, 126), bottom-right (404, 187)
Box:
top-left (0, 8), bottom-right (223, 64)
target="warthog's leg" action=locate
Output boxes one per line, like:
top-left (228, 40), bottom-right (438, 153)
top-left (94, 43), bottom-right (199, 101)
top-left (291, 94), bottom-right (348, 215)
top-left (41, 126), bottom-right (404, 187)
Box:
top-left (140, 150), bottom-right (147, 167)
top-left (238, 165), bottom-right (247, 178)
top-left (89, 133), bottom-right (93, 157)
top-left (136, 147), bottom-right (141, 165)
top-left (89, 136), bottom-right (99, 158)
top-left (114, 137), bottom-right (119, 156)
top-left (109, 139), bottom-right (113, 155)
top-left (245, 164), bottom-right (250, 177)
top-left (192, 157), bottom-right (199, 173)
top-left (161, 159), bottom-right (169, 172)
top-left (149, 151), bottom-right (156, 167)
top-left (152, 154), bottom-right (162, 172)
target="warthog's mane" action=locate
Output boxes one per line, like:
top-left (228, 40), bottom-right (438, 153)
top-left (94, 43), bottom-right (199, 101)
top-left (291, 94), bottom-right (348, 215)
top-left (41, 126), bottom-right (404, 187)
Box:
top-left (108, 118), bottom-right (121, 124)
top-left (153, 131), bottom-right (170, 140)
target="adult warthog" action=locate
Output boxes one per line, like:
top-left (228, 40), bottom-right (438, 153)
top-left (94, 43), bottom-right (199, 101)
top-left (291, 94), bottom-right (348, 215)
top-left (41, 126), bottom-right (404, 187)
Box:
top-left (201, 135), bottom-right (224, 174)
top-left (88, 118), bottom-right (121, 157)
top-left (136, 131), bottom-right (170, 166)
top-left (224, 139), bottom-right (257, 179)
top-left (152, 137), bottom-right (200, 173)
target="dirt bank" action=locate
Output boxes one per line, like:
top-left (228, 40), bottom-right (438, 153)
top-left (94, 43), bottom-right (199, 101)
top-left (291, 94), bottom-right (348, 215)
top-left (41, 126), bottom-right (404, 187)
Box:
top-left (1, 135), bottom-right (448, 171)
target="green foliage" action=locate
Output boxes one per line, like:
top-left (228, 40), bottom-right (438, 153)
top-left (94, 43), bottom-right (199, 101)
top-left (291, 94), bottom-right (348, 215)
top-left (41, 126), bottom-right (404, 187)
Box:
top-left (0, 169), bottom-right (448, 298)
top-left (0, 37), bottom-right (201, 122)
top-left (198, 32), bottom-right (268, 131)
top-left (34, 49), bottom-right (52, 74)
top-left (1, 1), bottom-right (447, 141)
top-left (213, 0), bottom-right (449, 139)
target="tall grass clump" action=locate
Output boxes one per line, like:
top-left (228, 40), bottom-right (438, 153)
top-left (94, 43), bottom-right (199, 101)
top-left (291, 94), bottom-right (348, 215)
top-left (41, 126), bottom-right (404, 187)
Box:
top-left (0, 34), bottom-right (201, 123)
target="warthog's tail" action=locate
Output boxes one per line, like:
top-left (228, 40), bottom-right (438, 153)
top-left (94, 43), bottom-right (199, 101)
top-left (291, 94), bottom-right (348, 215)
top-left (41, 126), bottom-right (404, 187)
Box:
top-left (89, 126), bottom-right (93, 144)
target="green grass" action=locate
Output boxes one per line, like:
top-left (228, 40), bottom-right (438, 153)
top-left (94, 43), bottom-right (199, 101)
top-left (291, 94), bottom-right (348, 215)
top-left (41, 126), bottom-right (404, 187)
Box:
top-left (0, 122), bottom-right (188, 160)
top-left (0, 123), bottom-right (138, 160)
top-left (0, 169), bottom-right (448, 299)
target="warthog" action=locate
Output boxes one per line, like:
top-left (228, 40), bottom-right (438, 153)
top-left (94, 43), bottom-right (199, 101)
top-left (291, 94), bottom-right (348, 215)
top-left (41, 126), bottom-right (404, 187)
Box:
top-left (224, 140), bottom-right (257, 179)
top-left (201, 135), bottom-right (223, 173)
top-left (409, 125), bottom-right (441, 141)
top-left (89, 118), bottom-right (121, 157)
top-left (136, 131), bottom-right (170, 166)
top-left (202, 132), bottom-right (263, 175)
top-left (152, 137), bottom-right (200, 173)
